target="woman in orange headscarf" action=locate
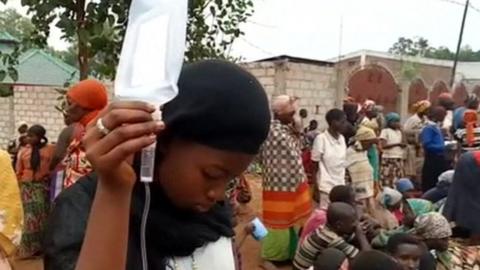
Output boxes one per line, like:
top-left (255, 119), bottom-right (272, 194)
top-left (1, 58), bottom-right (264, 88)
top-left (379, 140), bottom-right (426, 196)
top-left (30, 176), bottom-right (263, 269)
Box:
top-left (59, 80), bottom-right (108, 190)
top-left (403, 100), bottom-right (431, 181)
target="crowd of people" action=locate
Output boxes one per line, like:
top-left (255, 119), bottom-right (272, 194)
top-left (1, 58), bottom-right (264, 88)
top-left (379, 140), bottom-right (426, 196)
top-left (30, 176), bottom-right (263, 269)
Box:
top-left (0, 60), bottom-right (480, 270)
top-left (0, 79), bottom-right (109, 269)
top-left (247, 89), bottom-right (480, 270)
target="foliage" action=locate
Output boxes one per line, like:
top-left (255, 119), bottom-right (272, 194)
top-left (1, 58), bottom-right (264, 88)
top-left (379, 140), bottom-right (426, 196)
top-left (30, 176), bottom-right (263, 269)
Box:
top-left (186, 0), bottom-right (253, 62)
top-left (0, 42), bottom-right (20, 92)
top-left (0, 8), bottom-right (70, 87)
top-left (0, 8), bottom-right (21, 87)
top-left (389, 37), bottom-right (430, 57)
top-left (0, 8), bottom-right (35, 43)
top-left (19, 0), bottom-right (131, 80)
top-left (53, 87), bottom-right (68, 113)
top-left (399, 60), bottom-right (420, 82)
top-left (389, 36), bottom-right (480, 62)
top-left (0, 84), bottom-right (13, 96)
top-left (13, 0), bottom-right (254, 80)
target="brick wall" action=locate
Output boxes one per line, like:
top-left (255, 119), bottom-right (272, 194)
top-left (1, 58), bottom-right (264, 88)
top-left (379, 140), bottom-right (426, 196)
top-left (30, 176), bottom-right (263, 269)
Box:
top-left (0, 95), bottom-right (14, 148)
top-left (284, 62), bottom-right (337, 129)
top-left (0, 84), bottom-right (115, 150)
top-left (366, 56), bottom-right (452, 87)
top-left (2, 55), bottom-right (463, 150)
top-left (336, 54), bottom-right (457, 118)
top-left (242, 60), bottom-right (338, 130)
top-left (241, 62), bottom-right (277, 98)
top-left (11, 86), bottom-right (64, 146)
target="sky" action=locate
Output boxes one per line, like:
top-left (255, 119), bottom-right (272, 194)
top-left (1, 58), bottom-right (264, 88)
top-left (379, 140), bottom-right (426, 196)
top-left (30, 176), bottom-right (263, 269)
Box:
top-left (2, 0), bottom-right (480, 61)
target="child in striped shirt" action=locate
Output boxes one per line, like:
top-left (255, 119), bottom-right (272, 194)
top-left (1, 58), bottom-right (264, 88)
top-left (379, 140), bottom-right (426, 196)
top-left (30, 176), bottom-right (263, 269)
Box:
top-left (293, 202), bottom-right (371, 270)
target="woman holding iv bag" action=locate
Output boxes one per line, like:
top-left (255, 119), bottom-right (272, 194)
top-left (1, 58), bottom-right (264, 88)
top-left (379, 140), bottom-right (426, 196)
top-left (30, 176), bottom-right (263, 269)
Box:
top-left (66, 60), bottom-right (271, 270)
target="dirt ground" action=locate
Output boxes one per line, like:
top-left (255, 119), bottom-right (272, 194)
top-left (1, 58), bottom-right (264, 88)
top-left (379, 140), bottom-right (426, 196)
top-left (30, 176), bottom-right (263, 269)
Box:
top-left (236, 175), bottom-right (292, 270)
top-left (14, 174), bottom-right (291, 270)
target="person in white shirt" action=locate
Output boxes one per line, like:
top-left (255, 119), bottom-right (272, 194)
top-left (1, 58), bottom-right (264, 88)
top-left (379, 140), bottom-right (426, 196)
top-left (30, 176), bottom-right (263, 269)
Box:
top-left (379, 112), bottom-right (406, 188)
top-left (312, 109), bottom-right (348, 209)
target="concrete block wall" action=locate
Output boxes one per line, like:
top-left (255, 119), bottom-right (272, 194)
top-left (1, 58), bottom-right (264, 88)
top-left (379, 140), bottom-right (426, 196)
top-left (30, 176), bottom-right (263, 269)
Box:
top-left (284, 62), bottom-right (337, 130)
top-left (1, 61), bottom-right (339, 149)
top-left (11, 85), bottom-right (65, 145)
top-left (242, 60), bottom-right (338, 131)
top-left (0, 96), bottom-right (14, 148)
top-left (241, 62), bottom-right (276, 98)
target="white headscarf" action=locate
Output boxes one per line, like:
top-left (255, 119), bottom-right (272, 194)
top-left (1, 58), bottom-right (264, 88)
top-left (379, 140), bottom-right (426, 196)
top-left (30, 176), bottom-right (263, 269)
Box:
top-left (376, 187), bottom-right (403, 208)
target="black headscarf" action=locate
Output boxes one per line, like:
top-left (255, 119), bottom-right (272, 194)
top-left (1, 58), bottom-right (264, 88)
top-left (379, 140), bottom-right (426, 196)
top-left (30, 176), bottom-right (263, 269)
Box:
top-left (162, 60), bottom-right (271, 155)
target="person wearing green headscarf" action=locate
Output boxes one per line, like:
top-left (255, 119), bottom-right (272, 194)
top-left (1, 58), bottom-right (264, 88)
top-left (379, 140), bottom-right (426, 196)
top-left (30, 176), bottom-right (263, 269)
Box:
top-left (379, 112), bottom-right (406, 188)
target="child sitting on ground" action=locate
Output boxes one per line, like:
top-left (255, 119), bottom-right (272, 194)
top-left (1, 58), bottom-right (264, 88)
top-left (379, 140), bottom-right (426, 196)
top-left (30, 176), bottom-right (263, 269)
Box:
top-left (299, 185), bottom-right (356, 244)
top-left (293, 202), bottom-right (371, 270)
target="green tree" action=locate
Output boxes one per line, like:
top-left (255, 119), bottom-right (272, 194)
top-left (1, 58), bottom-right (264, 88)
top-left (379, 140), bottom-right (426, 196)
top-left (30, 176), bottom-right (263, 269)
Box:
top-left (0, 8), bottom-right (26, 88)
top-left (389, 37), bottom-right (431, 57)
top-left (390, 36), bottom-right (480, 62)
top-left (16, 0), bottom-right (254, 80)
top-left (0, 7), bottom-right (76, 88)
top-left (0, 8), bottom-right (35, 42)
top-left (425, 46), bottom-right (455, 60)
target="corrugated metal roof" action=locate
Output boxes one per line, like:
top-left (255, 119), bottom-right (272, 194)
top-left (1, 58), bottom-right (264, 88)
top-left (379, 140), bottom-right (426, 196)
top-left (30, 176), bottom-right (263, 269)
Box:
top-left (329, 49), bottom-right (455, 67)
top-left (0, 31), bottom-right (78, 86)
top-left (249, 55), bottom-right (335, 67)
top-left (1, 49), bottom-right (79, 86)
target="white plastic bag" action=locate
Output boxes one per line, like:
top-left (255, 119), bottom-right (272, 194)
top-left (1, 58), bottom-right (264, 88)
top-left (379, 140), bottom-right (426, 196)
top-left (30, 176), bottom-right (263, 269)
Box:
top-left (115, 0), bottom-right (188, 106)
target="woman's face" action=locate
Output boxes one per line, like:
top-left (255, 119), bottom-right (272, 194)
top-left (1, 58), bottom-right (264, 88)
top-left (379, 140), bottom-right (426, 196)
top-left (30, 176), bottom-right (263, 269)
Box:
top-left (332, 116), bottom-right (348, 134)
top-left (360, 139), bottom-right (377, 150)
top-left (64, 96), bottom-right (89, 125)
top-left (156, 139), bottom-right (254, 213)
top-left (424, 237), bottom-right (449, 252)
top-left (388, 201), bottom-right (403, 211)
top-left (26, 132), bottom-right (40, 146)
top-left (392, 243), bottom-right (422, 270)
top-left (275, 110), bottom-right (296, 125)
top-left (335, 215), bottom-right (358, 237)
top-left (389, 121), bottom-right (401, 129)
top-left (366, 110), bottom-right (378, 119)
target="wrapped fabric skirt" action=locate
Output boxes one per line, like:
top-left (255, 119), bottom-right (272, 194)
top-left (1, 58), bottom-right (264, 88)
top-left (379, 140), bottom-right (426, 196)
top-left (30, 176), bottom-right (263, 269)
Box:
top-left (18, 181), bottom-right (49, 258)
top-left (380, 158), bottom-right (404, 188)
top-left (261, 181), bottom-right (312, 261)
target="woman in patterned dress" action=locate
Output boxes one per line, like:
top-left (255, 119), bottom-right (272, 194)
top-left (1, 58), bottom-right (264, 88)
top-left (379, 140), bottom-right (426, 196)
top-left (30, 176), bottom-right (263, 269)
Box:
top-left (15, 125), bottom-right (55, 258)
top-left (61, 79), bottom-right (108, 190)
top-left (379, 112), bottom-right (406, 188)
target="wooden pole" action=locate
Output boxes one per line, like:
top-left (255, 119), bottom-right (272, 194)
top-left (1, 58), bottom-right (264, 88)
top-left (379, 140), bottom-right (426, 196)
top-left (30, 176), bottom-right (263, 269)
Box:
top-left (451, 0), bottom-right (470, 87)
